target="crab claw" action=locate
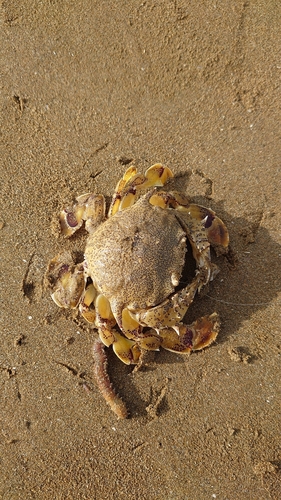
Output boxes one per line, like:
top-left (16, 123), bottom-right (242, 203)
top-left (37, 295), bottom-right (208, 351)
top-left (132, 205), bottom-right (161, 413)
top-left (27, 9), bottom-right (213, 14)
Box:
top-left (160, 313), bottom-right (220, 354)
top-left (203, 214), bottom-right (229, 248)
top-left (189, 312), bottom-right (220, 350)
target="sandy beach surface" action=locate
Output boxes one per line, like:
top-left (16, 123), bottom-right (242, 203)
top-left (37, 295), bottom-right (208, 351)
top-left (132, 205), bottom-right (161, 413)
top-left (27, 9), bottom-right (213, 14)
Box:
top-left (1, 1), bottom-right (281, 499)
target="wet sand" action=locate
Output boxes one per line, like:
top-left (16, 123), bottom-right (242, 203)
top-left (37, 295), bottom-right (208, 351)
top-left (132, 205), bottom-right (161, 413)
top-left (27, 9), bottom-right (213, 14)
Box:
top-left (1, 2), bottom-right (281, 499)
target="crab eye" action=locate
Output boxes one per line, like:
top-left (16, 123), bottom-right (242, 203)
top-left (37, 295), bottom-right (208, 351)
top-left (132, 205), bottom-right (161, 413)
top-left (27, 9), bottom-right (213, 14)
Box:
top-left (203, 214), bottom-right (215, 229)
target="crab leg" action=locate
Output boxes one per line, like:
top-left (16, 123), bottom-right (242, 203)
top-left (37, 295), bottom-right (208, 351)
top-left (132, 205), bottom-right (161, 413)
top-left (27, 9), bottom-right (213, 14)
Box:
top-left (149, 190), bottom-right (229, 249)
top-left (59, 193), bottom-right (106, 237)
top-left (107, 166), bottom-right (138, 217)
top-left (176, 203), bottom-right (229, 249)
top-left (108, 163), bottom-right (174, 216)
top-left (45, 251), bottom-right (85, 309)
top-left (149, 190), bottom-right (228, 286)
top-left (132, 273), bottom-right (201, 331)
top-left (159, 313), bottom-right (220, 354)
top-left (95, 295), bottom-right (141, 364)
top-left (79, 283), bottom-right (97, 324)
top-left (94, 294), bottom-right (117, 347)
top-left (121, 307), bottom-right (162, 351)
top-left (96, 302), bottom-right (161, 364)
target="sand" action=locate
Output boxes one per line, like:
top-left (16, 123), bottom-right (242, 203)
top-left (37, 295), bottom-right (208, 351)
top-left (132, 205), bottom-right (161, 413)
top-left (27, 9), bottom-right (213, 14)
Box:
top-left (1, 1), bottom-right (280, 499)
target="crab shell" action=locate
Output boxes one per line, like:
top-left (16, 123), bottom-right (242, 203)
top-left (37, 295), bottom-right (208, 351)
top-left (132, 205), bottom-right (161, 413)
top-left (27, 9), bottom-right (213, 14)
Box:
top-left (85, 194), bottom-right (187, 314)
top-left (47, 164), bottom-right (229, 365)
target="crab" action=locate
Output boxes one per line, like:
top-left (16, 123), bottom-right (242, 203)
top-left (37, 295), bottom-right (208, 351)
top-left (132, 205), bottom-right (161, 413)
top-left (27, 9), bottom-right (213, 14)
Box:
top-left (47, 164), bottom-right (229, 368)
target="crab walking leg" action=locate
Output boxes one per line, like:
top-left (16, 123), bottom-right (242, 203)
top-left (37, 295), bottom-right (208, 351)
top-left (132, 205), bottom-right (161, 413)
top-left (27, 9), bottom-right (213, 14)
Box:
top-left (107, 166), bottom-right (138, 216)
top-left (177, 203), bottom-right (229, 249)
top-left (111, 332), bottom-right (141, 365)
top-left (160, 313), bottom-right (220, 354)
top-left (93, 339), bottom-right (128, 418)
top-left (108, 163), bottom-right (174, 216)
top-left (149, 190), bottom-right (229, 285)
top-left (79, 283), bottom-right (97, 324)
top-left (46, 252), bottom-right (85, 309)
top-left (95, 295), bottom-right (141, 364)
top-left (59, 193), bottom-right (106, 237)
top-left (95, 294), bottom-right (117, 347)
top-left (120, 308), bottom-right (162, 352)
top-left (149, 191), bottom-right (229, 249)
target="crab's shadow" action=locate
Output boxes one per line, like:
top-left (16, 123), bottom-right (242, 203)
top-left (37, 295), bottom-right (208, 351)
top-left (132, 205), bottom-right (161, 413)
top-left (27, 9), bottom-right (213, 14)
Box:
top-left (108, 170), bottom-right (281, 417)
top-left (170, 170), bottom-right (281, 345)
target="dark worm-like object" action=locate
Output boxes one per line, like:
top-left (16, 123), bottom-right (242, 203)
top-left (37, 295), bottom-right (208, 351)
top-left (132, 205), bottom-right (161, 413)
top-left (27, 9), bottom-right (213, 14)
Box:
top-left (92, 339), bottom-right (128, 419)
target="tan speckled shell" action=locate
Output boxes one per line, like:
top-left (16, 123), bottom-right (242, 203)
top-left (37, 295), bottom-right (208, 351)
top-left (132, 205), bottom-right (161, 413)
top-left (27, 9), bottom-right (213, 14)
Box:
top-left (85, 196), bottom-right (186, 312)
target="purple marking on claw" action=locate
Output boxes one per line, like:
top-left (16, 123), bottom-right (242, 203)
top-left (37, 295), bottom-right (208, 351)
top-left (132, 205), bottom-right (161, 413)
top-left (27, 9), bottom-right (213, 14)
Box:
top-left (58, 264), bottom-right (69, 279)
top-left (66, 211), bottom-right (78, 228)
top-left (204, 213), bottom-right (215, 229)
top-left (182, 328), bottom-right (193, 348)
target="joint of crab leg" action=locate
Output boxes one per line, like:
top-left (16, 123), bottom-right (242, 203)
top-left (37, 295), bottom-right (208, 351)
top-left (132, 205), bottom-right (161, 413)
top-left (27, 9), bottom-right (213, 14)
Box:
top-left (152, 195), bottom-right (228, 252)
top-left (118, 188), bottom-right (138, 211)
top-left (118, 174), bottom-right (149, 210)
top-left (137, 335), bottom-right (161, 351)
top-left (109, 164), bottom-right (173, 216)
top-left (119, 165), bottom-right (138, 187)
top-left (108, 194), bottom-right (122, 217)
top-left (170, 191), bottom-right (191, 206)
top-left (149, 190), bottom-right (190, 210)
top-left (135, 274), bottom-right (201, 330)
top-left (51, 264), bottom-right (85, 308)
top-left (181, 204), bottom-right (229, 249)
top-left (82, 194), bottom-right (106, 233)
top-left (98, 326), bottom-right (116, 347)
top-left (110, 174), bottom-right (147, 214)
top-left (59, 193), bottom-right (106, 236)
top-left (149, 191), bottom-right (178, 209)
top-left (160, 326), bottom-right (193, 353)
